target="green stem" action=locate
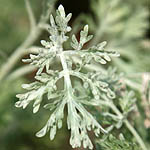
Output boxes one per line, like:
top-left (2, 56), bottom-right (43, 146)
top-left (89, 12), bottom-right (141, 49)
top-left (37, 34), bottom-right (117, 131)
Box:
top-left (59, 50), bottom-right (73, 94)
top-left (25, 0), bottom-right (36, 30)
top-left (0, 27), bottom-right (41, 82)
top-left (124, 120), bottom-right (147, 150)
top-left (109, 103), bottom-right (147, 150)
top-left (0, 0), bottom-right (56, 82)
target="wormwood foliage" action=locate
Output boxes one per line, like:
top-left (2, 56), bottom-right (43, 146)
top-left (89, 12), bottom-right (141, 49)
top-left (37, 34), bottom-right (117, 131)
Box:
top-left (15, 5), bottom-right (120, 149)
top-left (96, 134), bottom-right (140, 150)
top-left (90, 0), bottom-right (148, 39)
top-left (87, 0), bottom-right (149, 73)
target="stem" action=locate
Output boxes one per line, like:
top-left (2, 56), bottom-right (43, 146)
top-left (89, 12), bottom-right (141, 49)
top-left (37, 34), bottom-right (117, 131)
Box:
top-left (124, 120), bottom-right (147, 150)
top-left (25, 0), bottom-right (36, 30)
top-left (7, 65), bottom-right (37, 81)
top-left (0, 1), bottom-right (56, 82)
top-left (0, 27), bottom-right (41, 82)
top-left (109, 103), bottom-right (147, 150)
top-left (59, 49), bottom-right (72, 92)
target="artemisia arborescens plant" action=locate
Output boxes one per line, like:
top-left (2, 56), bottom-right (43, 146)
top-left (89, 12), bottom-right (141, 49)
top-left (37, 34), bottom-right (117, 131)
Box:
top-left (15, 5), bottom-right (147, 150)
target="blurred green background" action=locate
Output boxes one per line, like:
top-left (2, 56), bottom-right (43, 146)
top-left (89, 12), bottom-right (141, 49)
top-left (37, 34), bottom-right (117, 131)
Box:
top-left (0, 0), bottom-right (149, 150)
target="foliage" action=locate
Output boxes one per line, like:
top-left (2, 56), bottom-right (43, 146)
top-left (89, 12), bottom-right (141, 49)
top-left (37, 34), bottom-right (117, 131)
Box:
top-left (0, 0), bottom-right (149, 150)
top-left (15, 4), bottom-right (126, 149)
top-left (96, 134), bottom-right (140, 150)
top-left (85, 0), bottom-right (149, 73)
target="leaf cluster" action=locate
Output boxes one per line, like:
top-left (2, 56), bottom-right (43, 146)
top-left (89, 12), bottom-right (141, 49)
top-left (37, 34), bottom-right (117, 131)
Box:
top-left (15, 4), bottom-right (138, 150)
top-left (96, 134), bottom-right (140, 150)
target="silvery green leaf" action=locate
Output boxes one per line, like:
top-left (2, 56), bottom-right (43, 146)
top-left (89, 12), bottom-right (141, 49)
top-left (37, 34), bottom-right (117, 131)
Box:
top-left (72, 34), bottom-right (78, 44)
top-left (48, 26), bottom-right (58, 35)
top-left (119, 91), bottom-right (136, 113)
top-left (99, 81), bottom-right (108, 88)
top-left (36, 125), bottom-right (49, 137)
top-left (128, 90), bottom-right (135, 97)
top-left (36, 67), bottom-right (44, 75)
top-left (35, 75), bottom-right (49, 83)
top-left (47, 91), bottom-right (56, 100)
top-left (49, 35), bottom-right (58, 43)
top-left (80, 25), bottom-right (88, 40)
top-left (72, 25), bottom-right (93, 50)
top-left (71, 34), bottom-right (79, 50)
top-left (33, 98), bottom-right (42, 108)
top-left (30, 54), bottom-right (37, 60)
top-left (99, 58), bottom-right (107, 64)
top-left (119, 133), bottom-right (125, 140)
top-left (86, 35), bottom-right (93, 42)
top-left (15, 99), bottom-right (29, 109)
top-left (92, 88), bottom-right (98, 95)
top-left (16, 93), bottom-right (27, 99)
top-left (94, 56), bottom-right (107, 64)
top-left (22, 83), bottom-right (32, 90)
top-left (83, 136), bottom-right (93, 149)
top-left (15, 101), bottom-right (23, 108)
top-left (43, 103), bottom-right (54, 109)
top-left (104, 54), bottom-right (111, 61)
top-left (66, 26), bottom-right (71, 32)
top-left (71, 43), bottom-right (78, 50)
top-left (50, 125), bottom-right (57, 140)
top-left (83, 82), bottom-right (89, 88)
top-left (80, 25), bottom-right (91, 45)
top-left (106, 125), bottom-right (114, 132)
top-left (107, 88), bottom-right (116, 99)
top-left (94, 128), bottom-right (100, 137)
top-left (58, 120), bottom-right (62, 129)
top-left (41, 40), bottom-right (48, 47)
top-left (44, 100), bottom-right (60, 110)
top-left (22, 59), bottom-right (31, 63)
top-left (33, 104), bottom-right (40, 113)
top-left (46, 59), bottom-right (50, 71)
top-left (27, 92), bottom-right (37, 101)
top-left (66, 13), bottom-right (72, 22)
top-left (41, 72), bottom-right (50, 79)
top-left (50, 15), bottom-right (56, 27)
top-left (97, 41), bottom-right (107, 50)
top-left (21, 82), bottom-right (40, 90)
top-left (58, 5), bottom-right (65, 18)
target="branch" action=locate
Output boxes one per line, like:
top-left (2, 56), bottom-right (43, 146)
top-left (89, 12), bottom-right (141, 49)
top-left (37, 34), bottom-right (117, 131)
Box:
top-left (109, 102), bottom-right (148, 150)
top-left (0, 0), bottom-right (57, 82)
top-left (25, 46), bottom-right (41, 54)
top-left (6, 47), bottom-right (56, 81)
top-left (38, 23), bottom-right (50, 31)
top-left (7, 65), bottom-right (37, 81)
top-left (0, 27), bottom-right (41, 82)
top-left (25, 0), bottom-right (36, 29)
